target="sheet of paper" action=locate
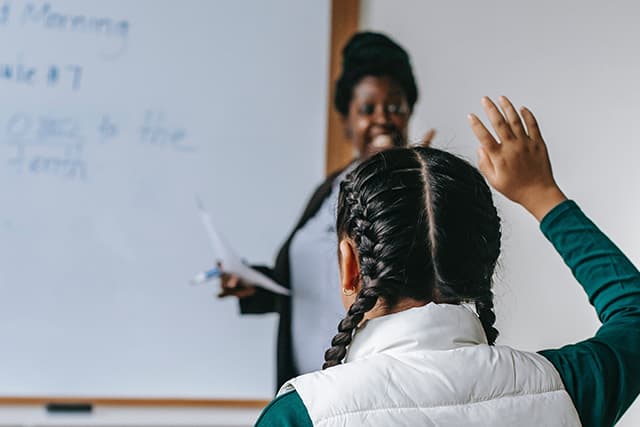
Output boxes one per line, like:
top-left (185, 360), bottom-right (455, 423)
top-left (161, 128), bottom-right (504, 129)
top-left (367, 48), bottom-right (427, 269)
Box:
top-left (196, 198), bottom-right (290, 296)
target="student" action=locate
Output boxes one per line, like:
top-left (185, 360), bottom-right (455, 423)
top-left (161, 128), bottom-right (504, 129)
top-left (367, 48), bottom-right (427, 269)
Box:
top-left (254, 96), bottom-right (640, 426)
top-left (218, 32), bottom-right (432, 388)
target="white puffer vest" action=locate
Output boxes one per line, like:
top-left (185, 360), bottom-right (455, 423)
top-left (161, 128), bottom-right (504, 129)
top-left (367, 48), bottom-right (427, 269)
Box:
top-left (279, 303), bottom-right (581, 426)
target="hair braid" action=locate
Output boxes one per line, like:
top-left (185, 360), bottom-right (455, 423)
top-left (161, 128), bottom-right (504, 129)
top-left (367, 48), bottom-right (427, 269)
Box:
top-left (416, 147), bottom-right (502, 344)
top-left (324, 175), bottom-right (387, 369)
top-left (323, 284), bottom-right (380, 369)
top-left (475, 292), bottom-right (499, 345)
top-left (473, 176), bottom-right (501, 345)
top-left (323, 155), bottom-right (430, 369)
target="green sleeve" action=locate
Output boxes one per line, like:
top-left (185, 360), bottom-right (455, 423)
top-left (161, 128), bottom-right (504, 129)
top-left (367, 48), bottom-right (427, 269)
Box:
top-left (537, 200), bottom-right (640, 427)
top-left (255, 390), bottom-right (313, 427)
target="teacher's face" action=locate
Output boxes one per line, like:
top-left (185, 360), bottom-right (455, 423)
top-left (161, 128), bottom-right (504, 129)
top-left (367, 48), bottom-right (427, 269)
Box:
top-left (342, 75), bottom-right (411, 160)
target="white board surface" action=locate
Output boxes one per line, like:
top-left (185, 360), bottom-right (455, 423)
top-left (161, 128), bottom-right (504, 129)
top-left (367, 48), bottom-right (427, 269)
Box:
top-left (0, 0), bottom-right (330, 399)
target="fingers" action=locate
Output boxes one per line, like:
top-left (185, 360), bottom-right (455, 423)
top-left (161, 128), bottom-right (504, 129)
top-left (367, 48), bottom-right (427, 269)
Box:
top-left (217, 271), bottom-right (257, 298)
top-left (498, 96), bottom-right (527, 139)
top-left (217, 278), bottom-right (256, 299)
top-left (217, 288), bottom-right (232, 298)
top-left (217, 275), bottom-right (240, 298)
top-left (219, 273), bottom-right (239, 290)
top-left (217, 261), bottom-right (240, 290)
top-left (520, 107), bottom-right (543, 142)
top-left (481, 97), bottom-right (516, 142)
top-left (226, 274), bottom-right (240, 289)
top-left (218, 260), bottom-right (241, 298)
top-left (468, 113), bottom-right (499, 154)
top-left (473, 96), bottom-right (544, 148)
top-left (421, 128), bottom-right (436, 147)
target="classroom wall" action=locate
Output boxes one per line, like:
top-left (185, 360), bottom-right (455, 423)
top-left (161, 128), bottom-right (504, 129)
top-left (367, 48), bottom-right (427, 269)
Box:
top-left (361, 0), bottom-right (640, 425)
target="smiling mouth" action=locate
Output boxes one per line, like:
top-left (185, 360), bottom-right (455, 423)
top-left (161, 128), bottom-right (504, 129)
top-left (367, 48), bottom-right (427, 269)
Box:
top-left (369, 131), bottom-right (403, 151)
top-left (371, 134), bottom-right (393, 149)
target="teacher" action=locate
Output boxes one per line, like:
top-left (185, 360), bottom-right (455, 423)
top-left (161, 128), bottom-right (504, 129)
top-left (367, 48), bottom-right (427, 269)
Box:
top-left (219, 31), bottom-right (426, 388)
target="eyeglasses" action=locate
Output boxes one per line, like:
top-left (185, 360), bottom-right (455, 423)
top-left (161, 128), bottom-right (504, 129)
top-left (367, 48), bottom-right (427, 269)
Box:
top-left (357, 102), bottom-right (409, 117)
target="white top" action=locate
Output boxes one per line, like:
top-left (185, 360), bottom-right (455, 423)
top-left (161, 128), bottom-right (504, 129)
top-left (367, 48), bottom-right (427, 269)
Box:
top-left (289, 167), bottom-right (353, 375)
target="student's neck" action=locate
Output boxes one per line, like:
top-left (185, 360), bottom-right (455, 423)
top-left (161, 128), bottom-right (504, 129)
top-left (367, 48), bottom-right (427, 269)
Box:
top-left (364, 297), bottom-right (429, 322)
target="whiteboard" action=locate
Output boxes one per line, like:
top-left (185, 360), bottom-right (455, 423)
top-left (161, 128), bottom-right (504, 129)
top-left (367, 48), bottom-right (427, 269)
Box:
top-left (0, 0), bottom-right (330, 399)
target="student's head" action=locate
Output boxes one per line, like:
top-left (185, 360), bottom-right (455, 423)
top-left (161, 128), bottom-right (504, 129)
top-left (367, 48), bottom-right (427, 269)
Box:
top-left (324, 147), bottom-right (501, 369)
top-left (335, 32), bottom-right (419, 159)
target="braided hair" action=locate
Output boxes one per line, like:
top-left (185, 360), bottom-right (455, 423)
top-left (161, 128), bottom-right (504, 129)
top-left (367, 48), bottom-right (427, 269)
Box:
top-left (323, 147), bottom-right (501, 369)
top-left (334, 31), bottom-right (419, 117)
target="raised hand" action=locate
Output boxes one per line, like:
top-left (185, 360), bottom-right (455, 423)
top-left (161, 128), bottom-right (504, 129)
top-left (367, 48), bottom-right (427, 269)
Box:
top-left (468, 96), bottom-right (567, 221)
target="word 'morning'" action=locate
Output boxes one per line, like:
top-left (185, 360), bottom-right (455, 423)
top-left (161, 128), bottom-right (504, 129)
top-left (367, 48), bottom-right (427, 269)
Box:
top-left (21, 2), bottom-right (129, 40)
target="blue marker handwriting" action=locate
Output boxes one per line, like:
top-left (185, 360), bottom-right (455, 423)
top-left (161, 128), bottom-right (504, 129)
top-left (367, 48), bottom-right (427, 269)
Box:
top-left (140, 110), bottom-right (194, 152)
top-left (1, 2), bottom-right (129, 59)
top-left (2, 110), bottom-right (195, 181)
top-left (0, 56), bottom-right (82, 90)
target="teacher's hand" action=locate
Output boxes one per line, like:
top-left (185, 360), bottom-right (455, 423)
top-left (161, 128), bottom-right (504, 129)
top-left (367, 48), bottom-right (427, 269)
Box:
top-left (217, 262), bottom-right (257, 298)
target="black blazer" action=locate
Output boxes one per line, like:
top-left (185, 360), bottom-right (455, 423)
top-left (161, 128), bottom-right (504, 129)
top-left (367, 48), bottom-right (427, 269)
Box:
top-left (239, 169), bottom-right (344, 389)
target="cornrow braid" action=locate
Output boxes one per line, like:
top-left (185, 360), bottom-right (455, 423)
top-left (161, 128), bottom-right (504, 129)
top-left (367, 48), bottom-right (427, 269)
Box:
top-left (323, 152), bottom-right (433, 369)
top-left (415, 147), bottom-right (501, 344)
top-left (323, 172), bottom-right (388, 369)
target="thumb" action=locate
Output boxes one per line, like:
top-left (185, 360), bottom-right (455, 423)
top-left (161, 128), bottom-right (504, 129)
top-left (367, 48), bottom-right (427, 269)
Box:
top-left (477, 147), bottom-right (495, 182)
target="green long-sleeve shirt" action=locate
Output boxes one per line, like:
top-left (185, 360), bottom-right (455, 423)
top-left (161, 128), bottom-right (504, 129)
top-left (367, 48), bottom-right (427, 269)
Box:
top-left (256, 200), bottom-right (640, 427)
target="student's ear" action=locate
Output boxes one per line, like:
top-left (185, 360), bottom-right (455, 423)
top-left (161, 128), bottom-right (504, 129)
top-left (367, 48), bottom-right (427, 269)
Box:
top-left (339, 238), bottom-right (360, 310)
